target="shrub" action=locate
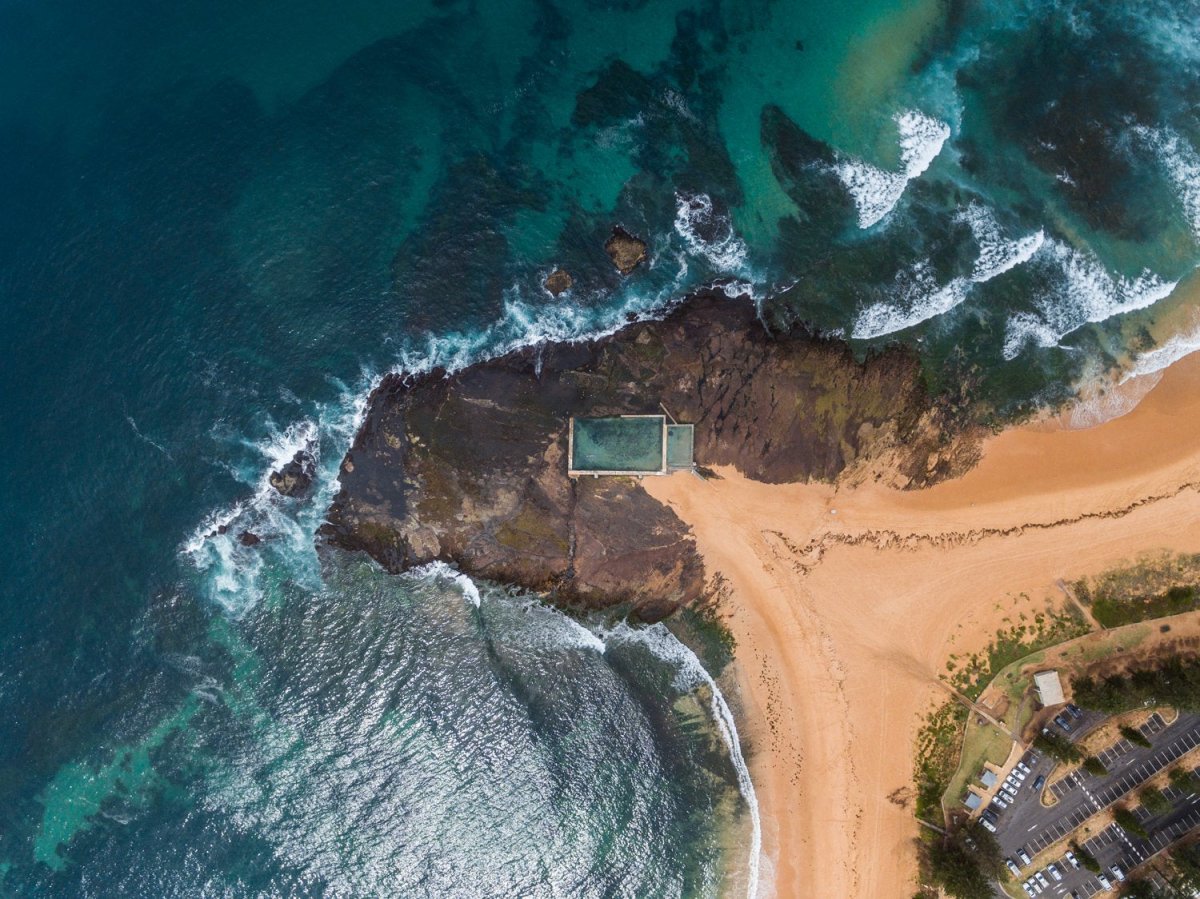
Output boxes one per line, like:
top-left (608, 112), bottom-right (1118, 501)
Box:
top-left (1082, 756), bottom-right (1108, 776)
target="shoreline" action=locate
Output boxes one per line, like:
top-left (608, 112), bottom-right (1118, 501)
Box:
top-left (644, 349), bottom-right (1200, 897)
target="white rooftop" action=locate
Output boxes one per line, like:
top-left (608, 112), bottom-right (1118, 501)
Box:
top-left (1034, 669), bottom-right (1065, 706)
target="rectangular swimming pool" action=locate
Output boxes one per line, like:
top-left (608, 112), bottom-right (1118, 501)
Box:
top-left (569, 415), bottom-right (666, 474)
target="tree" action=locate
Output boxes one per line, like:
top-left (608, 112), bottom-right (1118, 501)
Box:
top-left (1169, 766), bottom-right (1200, 794)
top-left (1083, 755), bottom-right (1109, 776)
top-left (1035, 730), bottom-right (1082, 763)
top-left (1113, 805), bottom-right (1149, 838)
top-left (1071, 840), bottom-right (1101, 874)
top-left (1140, 785), bottom-right (1170, 815)
top-left (1121, 724), bottom-right (1153, 748)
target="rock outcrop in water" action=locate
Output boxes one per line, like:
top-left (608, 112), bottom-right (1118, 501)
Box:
top-left (270, 450), bottom-right (316, 497)
top-left (321, 291), bottom-right (977, 618)
top-left (604, 226), bottom-right (647, 274)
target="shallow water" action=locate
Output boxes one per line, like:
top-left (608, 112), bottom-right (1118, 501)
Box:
top-left (2, 0), bottom-right (1199, 894)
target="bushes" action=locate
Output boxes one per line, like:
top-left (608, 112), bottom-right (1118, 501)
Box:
top-left (1082, 756), bottom-right (1108, 776)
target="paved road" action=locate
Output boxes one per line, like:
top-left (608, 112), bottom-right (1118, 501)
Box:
top-left (988, 711), bottom-right (1200, 896)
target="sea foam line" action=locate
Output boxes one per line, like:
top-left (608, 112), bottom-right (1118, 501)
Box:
top-left (837, 109), bottom-right (951, 229)
top-left (607, 622), bottom-right (762, 899)
top-left (1122, 311), bottom-right (1200, 383)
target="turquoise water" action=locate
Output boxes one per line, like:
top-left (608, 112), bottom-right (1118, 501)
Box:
top-left (2, 0), bottom-right (1200, 894)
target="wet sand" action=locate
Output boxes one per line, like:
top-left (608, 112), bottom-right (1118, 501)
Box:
top-left (644, 352), bottom-right (1200, 898)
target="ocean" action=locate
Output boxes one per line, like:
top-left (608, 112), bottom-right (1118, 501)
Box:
top-left (1, 0), bottom-right (1198, 894)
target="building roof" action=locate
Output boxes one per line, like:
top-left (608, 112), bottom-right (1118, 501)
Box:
top-left (964, 791), bottom-right (983, 810)
top-left (979, 770), bottom-right (998, 788)
top-left (1034, 669), bottom-right (1066, 706)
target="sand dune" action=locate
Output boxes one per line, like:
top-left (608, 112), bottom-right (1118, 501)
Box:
top-left (644, 352), bottom-right (1200, 898)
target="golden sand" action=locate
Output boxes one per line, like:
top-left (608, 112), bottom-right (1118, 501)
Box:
top-left (644, 352), bottom-right (1200, 898)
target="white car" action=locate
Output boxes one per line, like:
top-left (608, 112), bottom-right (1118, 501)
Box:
top-left (992, 796), bottom-right (1008, 809)
top-left (1036, 871), bottom-right (1050, 887)
top-left (1097, 872), bottom-right (1111, 889)
top-left (1110, 864), bottom-right (1125, 882)
top-left (980, 817), bottom-right (997, 832)
top-left (1048, 863), bottom-right (1062, 882)
top-left (1064, 850), bottom-right (1079, 869)
top-left (1019, 761), bottom-right (1032, 773)
top-left (1007, 859), bottom-right (1022, 877)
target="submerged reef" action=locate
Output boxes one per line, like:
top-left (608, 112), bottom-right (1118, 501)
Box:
top-left (321, 291), bottom-right (978, 618)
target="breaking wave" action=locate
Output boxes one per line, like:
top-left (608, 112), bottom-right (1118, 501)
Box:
top-left (1122, 312), bottom-right (1200, 382)
top-left (1003, 240), bottom-right (1178, 359)
top-left (1134, 125), bottom-right (1200, 243)
top-left (837, 109), bottom-right (951, 229)
top-left (606, 622), bottom-right (762, 899)
top-left (674, 191), bottom-right (750, 274)
top-left (851, 204), bottom-right (1044, 339)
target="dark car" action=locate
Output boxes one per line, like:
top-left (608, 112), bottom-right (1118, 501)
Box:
top-left (1066, 703), bottom-right (1083, 719)
top-left (1054, 714), bottom-right (1072, 732)
top-left (1032, 775), bottom-right (1046, 791)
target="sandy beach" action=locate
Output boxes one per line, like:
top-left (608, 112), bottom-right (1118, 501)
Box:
top-left (644, 352), bottom-right (1200, 898)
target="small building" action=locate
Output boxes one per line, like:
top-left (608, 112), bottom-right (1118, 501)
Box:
top-left (963, 790), bottom-right (983, 811)
top-left (1034, 669), bottom-right (1066, 707)
top-left (979, 769), bottom-right (998, 790)
top-left (568, 415), bottom-right (694, 477)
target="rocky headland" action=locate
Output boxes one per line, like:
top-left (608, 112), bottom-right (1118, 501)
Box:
top-left (320, 290), bottom-right (979, 618)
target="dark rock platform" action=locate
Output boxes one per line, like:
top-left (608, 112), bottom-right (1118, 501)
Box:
top-left (321, 291), bottom-right (975, 619)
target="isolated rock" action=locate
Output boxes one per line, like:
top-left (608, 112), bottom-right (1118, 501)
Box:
top-left (544, 268), bottom-right (573, 296)
top-left (238, 531), bottom-right (262, 547)
top-left (269, 450), bottom-right (316, 497)
top-left (604, 226), bottom-right (647, 274)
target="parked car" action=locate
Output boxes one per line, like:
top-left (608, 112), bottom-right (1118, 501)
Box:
top-left (1018, 847), bottom-right (1033, 865)
top-left (1048, 863), bottom-right (1063, 882)
top-left (1054, 714), bottom-right (1073, 732)
top-left (1097, 872), bottom-right (1112, 889)
top-left (1032, 775), bottom-right (1046, 790)
top-left (1110, 864), bottom-right (1125, 882)
top-left (1007, 858), bottom-right (1022, 877)
top-left (1064, 850), bottom-right (1079, 869)
top-left (1067, 703), bottom-right (1083, 719)
top-left (1018, 761), bottom-right (1032, 774)
top-left (992, 795), bottom-right (1008, 809)
top-left (980, 817), bottom-right (997, 833)
top-left (1036, 871), bottom-right (1050, 888)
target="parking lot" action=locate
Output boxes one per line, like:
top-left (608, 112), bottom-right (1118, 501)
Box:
top-left (985, 710), bottom-right (1200, 896)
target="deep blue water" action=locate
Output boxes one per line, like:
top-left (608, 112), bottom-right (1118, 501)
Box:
top-left (2, 0), bottom-right (1199, 895)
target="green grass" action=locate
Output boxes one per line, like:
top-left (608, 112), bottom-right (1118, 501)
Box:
top-left (942, 718), bottom-right (1015, 814)
top-left (1075, 552), bottom-right (1200, 627)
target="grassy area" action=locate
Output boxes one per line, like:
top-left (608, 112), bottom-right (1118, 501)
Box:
top-left (947, 604), bottom-right (1090, 701)
top-left (1075, 552), bottom-right (1200, 628)
top-left (942, 717), bottom-right (1015, 813)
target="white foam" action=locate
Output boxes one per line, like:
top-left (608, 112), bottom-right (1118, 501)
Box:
top-left (673, 191), bottom-right (750, 274)
top-left (837, 109), bottom-right (951, 229)
top-left (962, 203), bottom-right (1046, 284)
top-left (851, 206), bottom-right (1045, 339)
top-left (1122, 313), bottom-right (1200, 382)
top-left (1134, 126), bottom-right (1200, 243)
top-left (852, 264), bottom-right (969, 340)
top-left (410, 561), bottom-right (483, 608)
top-left (607, 622), bottom-right (761, 899)
top-left (1002, 239), bottom-right (1178, 359)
